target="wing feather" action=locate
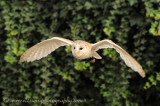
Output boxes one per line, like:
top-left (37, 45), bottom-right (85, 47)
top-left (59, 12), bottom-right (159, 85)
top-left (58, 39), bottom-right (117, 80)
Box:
top-left (32, 49), bottom-right (38, 62)
top-left (30, 47), bottom-right (38, 62)
top-left (35, 47), bottom-right (41, 60)
top-left (36, 47), bottom-right (42, 60)
top-left (20, 37), bottom-right (73, 62)
top-left (92, 40), bottom-right (145, 78)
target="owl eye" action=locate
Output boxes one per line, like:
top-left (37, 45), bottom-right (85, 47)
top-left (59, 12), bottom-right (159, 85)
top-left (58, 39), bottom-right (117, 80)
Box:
top-left (79, 47), bottom-right (83, 50)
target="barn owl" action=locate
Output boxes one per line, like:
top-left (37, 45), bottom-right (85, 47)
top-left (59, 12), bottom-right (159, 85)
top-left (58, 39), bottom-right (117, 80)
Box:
top-left (20, 37), bottom-right (145, 78)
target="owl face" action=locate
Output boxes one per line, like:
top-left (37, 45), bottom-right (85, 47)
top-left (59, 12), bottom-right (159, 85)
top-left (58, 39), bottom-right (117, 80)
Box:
top-left (72, 41), bottom-right (92, 59)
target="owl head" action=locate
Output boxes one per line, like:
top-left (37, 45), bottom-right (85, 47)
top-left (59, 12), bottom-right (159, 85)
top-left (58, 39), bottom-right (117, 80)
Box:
top-left (72, 41), bottom-right (91, 59)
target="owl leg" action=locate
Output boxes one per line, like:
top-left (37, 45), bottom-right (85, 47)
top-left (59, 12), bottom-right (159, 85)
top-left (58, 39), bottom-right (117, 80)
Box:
top-left (89, 57), bottom-right (96, 63)
top-left (90, 58), bottom-right (95, 63)
top-left (84, 57), bottom-right (96, 63)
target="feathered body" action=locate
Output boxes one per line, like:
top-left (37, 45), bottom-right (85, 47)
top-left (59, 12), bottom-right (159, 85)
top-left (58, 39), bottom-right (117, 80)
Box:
top-left (20, 37), bottom-right (146, 78)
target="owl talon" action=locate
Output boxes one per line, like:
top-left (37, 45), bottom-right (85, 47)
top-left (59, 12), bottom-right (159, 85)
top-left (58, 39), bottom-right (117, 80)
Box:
top-left (90, 58), bottom-right (95, 63)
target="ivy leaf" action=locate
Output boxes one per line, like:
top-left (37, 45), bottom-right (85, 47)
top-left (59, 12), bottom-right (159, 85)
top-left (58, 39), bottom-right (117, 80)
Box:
top-left (84, 2), bottom-right (92, 10)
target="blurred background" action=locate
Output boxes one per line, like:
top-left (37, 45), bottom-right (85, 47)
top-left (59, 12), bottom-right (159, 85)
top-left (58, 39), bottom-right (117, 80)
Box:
top-left (0, 0), bottom-right (160, 106)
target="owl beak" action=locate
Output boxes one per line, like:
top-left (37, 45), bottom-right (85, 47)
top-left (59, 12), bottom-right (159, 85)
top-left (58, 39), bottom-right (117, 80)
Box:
top-left (76, 50), bottom-right (80, 55)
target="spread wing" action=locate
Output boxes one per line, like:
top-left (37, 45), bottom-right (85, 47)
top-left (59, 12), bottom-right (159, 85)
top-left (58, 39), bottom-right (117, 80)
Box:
top-left (92, 39), bottom-right (145, 78)
top-left (20, 37), bottom-right (73, 62)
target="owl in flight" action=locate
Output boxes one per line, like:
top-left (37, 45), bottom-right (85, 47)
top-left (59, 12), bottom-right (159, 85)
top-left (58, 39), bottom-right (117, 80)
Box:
top-left (20, 37), bottom-right (145, 78)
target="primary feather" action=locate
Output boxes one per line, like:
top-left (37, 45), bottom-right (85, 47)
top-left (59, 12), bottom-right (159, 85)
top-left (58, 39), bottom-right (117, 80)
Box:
top-left (92, 39), bottom-right (145, 78)
top-left (20, 37), bottom-right (73, 62)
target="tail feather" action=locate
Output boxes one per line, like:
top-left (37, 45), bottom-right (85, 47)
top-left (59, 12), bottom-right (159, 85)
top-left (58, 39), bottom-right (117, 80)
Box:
top-left (92, 52), bottom-right (102, 59)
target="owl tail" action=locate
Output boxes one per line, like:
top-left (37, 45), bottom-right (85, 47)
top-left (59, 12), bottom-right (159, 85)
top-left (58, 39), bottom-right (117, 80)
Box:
top-left (92, 52), bottom-right (102, 59)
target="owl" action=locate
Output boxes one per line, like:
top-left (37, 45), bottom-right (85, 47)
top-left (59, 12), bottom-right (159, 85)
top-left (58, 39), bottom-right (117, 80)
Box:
top-left (20, 37), bottom-right (146, 78)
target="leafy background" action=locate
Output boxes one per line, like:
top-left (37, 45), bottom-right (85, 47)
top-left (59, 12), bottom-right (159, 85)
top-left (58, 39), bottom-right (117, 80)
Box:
top-left (0, 0), bottom-right (160, 106)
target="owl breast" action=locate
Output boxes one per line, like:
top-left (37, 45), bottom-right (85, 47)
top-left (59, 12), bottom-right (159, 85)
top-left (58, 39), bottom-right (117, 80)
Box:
top-left (73, 50), bottom-right (92, 60)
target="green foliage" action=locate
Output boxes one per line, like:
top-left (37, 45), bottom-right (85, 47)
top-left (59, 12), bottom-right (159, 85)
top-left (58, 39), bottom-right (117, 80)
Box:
top-left (0, 0), bottom-right (160, 106)
top-left (103, 20), bottom-right (116, 37)
top-left (145, 1), bottom-right (160, 36)
top-left (74, 61), bottom-right (93, 72)
top-left (144, 72), bottom-right (160, 89)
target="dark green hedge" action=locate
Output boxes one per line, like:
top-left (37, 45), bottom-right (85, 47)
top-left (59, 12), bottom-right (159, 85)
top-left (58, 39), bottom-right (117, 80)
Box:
top-left (0, 0), bottom-right (160, 106)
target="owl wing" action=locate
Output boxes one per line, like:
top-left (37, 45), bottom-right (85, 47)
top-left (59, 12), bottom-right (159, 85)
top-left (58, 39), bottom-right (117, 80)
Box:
top-left (20, 37), bottom-right (73, 62)
top-left (92, 39), bottom-right (145, 78)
